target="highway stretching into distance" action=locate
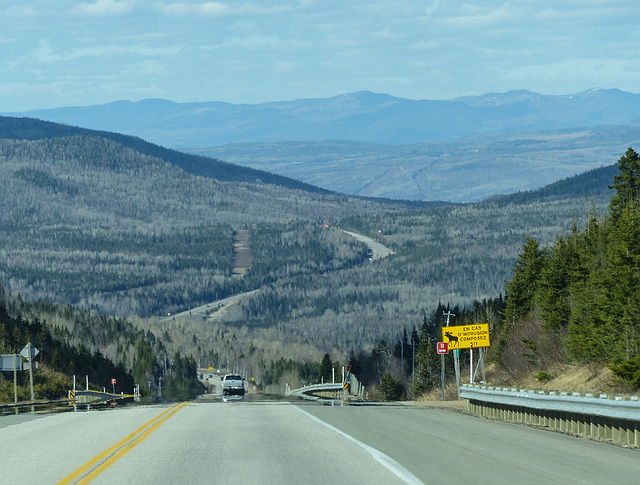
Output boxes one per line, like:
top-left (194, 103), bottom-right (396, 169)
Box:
top-left (4, 230), bottom-right (636, 484)
top-left (342, 230), bottom-right (395, 260)
top-left (2, 394), bottom-right (639, 484)
top-left (170, 230), bottom-right (393, 320)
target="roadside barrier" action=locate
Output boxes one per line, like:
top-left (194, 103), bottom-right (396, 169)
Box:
top-left (287, 383), bottom-right (346, 401)
top-left (287, 374), bottom-right (366, 401)
top-left (461, 383), bottom-right (640, 447)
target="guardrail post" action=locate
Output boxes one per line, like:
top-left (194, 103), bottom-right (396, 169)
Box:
top-left (592, 414), bottom-right (599, 439)
top-left (530, 409), bottom-right (539, 426)
top-left (462, 385), bottom-right (639, 448)
top-left (612, 418), bottom-right (623, 445)
top-left (579, 414), bottom-right (587, 436)
top-left (570, 413), bottom-right (578, 434)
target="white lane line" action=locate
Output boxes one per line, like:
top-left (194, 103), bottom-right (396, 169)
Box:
top-left (294, 405), bottom-right (425, 485)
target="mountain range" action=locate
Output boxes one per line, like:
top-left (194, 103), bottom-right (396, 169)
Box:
top-left (5, 89), bottom-right (639, 202)
top-left (6, 88), bottom-right (640, 146)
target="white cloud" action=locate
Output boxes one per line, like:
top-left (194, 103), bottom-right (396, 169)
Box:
top-left (72, 0), bottom-right (136, 17)
top-left (160, 1), bottom-right (230, 17)
top-left (4, 5), bottom-right (39, 17)
top-left (410, 40), bottom-right (440, 51)
top-left (30, 41), bottom-right (182, 63)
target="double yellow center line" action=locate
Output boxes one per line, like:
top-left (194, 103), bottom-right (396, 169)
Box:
top-left (57, 401), bottom-right (190, 485)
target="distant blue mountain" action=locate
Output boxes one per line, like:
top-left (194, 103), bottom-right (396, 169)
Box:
top-left (5, 89), bottom-right (640, 147)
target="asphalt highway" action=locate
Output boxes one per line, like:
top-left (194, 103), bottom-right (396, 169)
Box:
top-left (1, 398), bottom-right (639, 484)
top-left (342, 230), bottom-right (394, 260)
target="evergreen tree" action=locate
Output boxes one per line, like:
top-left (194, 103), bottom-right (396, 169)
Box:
top-left (604, 203), bottom-right (640, 361)
top-left (371, 340), bottom-right (389, 384)
top-left (378, 371), bottom-right (405, 401)
top-left (539, 234), bottom-right (581, 331)
top-left (504, 236), bottom-right (546, 324)
top-left (320, 353), bottom-right (332, 383)
top-left (609, 147), bottom-right (640, 222)
top-left (412, 327), bottom-right (439, 396)
top-left (392, 328), bottom-right (411, 377)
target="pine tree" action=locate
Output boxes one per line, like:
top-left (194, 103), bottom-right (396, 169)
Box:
top-left (569, 149), bottom-right (640, 365)
top-left (609, 147), bottom-right (640, 222)
top-left (539, 234), bottom-right (582, 331)
top-left (320, 353), bottom-right (332, 383)
top-left (379, 371), bottom-right (405, 401)
top-left (504, 236), bottom-right (546, 324)
top-left (412, 327), bottom-right (439, 396)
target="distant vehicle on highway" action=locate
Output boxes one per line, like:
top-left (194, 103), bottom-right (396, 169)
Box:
top-left (222, 374), bottom-right (245, 395)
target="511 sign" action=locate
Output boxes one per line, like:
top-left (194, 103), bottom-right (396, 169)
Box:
top-left (442, 323), bottom-right (490, 350)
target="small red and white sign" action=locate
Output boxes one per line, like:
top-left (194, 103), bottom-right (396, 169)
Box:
top-left (437, 342), bottom-right (449, 354)
top-left (111, 378), bottom-right (117, 384)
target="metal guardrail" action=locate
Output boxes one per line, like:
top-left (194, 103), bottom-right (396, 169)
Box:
top-left (461, 383), bottom-right (640, 447)
top-left (460, 384), bottom-right (640, 421)
top-left (70, 390), bottom-right (136, 404)
top-left (288, 383), bottom-right (346, 401)
top-left (287, 374), bottom-right (366, 401)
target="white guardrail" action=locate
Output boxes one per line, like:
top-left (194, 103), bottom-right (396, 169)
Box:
top-left (287, 383), bottom-right (345, 401)
top-left (460, 384), bottom-right (640, 421)
top-left (288, 374), bottom-right (366, 401)
top-left (460, 383), bottom-right (640, 447)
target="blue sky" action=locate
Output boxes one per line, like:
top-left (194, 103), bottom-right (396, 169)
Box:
top-left (1, 0), bottom-right (639, 111)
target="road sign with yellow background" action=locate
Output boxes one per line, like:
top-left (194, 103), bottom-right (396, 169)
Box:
top-left (442, 323), bottom-right (490, 349)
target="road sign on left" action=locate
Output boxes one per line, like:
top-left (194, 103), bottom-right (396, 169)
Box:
top-left (0, 354), bottom-right (20, 371)
top-left (20, 343), bottom-right (39, 360)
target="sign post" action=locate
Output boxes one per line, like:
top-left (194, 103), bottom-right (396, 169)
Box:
top-left (442, 311), bottom-right (456, 400)
top-left (441, 324), bottom-right (491, 387)
top-left (437, 341), bottom-right (449, 401)
top-left (14, 354), bottom-right (18, 404)
top-left (20, 343), bottom-right (38, 402)
top-left (470, 342), bottom-right (473, 384)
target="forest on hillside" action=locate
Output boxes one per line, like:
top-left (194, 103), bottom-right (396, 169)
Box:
top-left (0, 289), bottom-right (204, 402)
top-left (0, 130), bottom-right (610, 329)
top-left (209, 193), bottom-right (609, 349)
top-left (294, 148), bottom-right (640, 397)
top-left (3, 120), bottom-right (635, 399)
top-left (155, 189), bottom-right (613, 392)
top-left (491, 148), bottom-right (640, 389)
top-left (0, 135), bottom-right (403, 316)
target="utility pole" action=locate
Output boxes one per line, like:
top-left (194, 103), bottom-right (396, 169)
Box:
top-left (13, 353), bottom-right (18, 404)
top-left (26, 342), bottom-right (35, 401)
top-left (443, 310), bottom-right (460, 400)
top-left (401, 338), bottom-right (405, 377)
top-left (412, 335), bottom-right (415, 382)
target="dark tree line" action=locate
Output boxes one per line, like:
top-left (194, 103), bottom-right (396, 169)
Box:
top-left (497, 148), bottom-right (640, 388)
top-left (0, 287), bottom-right (203, 401)
top-left (261, 357), bottom-right (321, 386)
top-left (0, 294), bottom-right (133, 400)
top-left (348, 298), bottom-right (506, 400)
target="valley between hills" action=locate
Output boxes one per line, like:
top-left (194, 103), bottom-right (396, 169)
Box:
top-left (1, 115), bottom-right (637, 400)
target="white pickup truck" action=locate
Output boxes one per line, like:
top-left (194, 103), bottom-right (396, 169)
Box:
top-left (221, 374), bottom-right (245, 395)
